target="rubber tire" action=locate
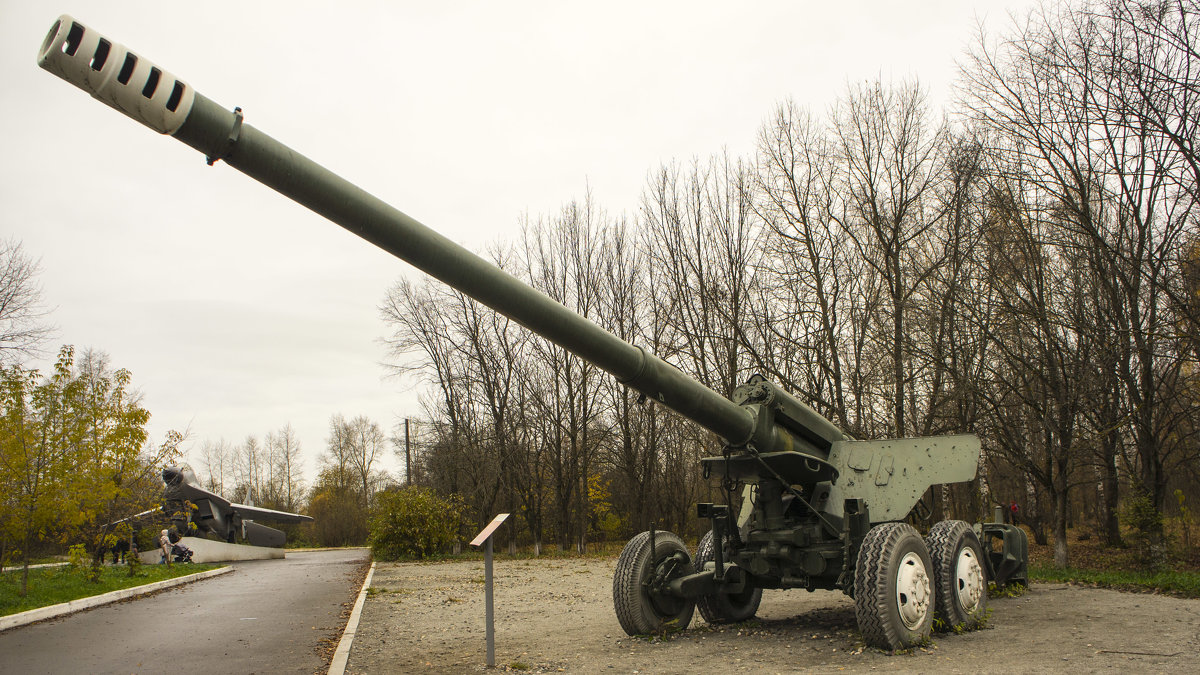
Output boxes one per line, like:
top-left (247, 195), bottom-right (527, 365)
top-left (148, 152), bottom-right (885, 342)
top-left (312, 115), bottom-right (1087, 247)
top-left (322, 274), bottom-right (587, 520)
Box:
top-left (613, 531), bottom-right (695, 635)
top-left (926, 520), bottom-right (988, 631)
top-left (854, 522), bottom-right (935, 650)
top-left (693, 530), bottom-right (762, 624)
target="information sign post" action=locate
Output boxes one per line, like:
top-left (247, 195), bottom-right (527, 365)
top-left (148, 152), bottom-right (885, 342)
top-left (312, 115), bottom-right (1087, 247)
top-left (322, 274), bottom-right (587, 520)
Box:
top-left (470, 513), bottom-right (510, 668)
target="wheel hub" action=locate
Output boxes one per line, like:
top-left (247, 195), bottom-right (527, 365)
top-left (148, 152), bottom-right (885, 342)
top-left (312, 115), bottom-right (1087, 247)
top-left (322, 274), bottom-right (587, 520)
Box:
top-left (646, 554), bottom-right (689, 617)
top-left (955, 547), bottom-right (984, 613)
top-left (895, 551), bottom-right (931, 629)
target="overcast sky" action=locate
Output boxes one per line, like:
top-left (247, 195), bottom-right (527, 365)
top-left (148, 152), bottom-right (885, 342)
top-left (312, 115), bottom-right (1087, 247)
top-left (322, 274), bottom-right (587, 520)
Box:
top-left (2, 0), bottom-right (1036, 485)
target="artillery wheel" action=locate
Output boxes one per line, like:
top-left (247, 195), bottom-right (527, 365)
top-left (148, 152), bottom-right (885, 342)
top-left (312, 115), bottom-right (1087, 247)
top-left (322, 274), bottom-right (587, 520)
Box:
top-left (926, 520), bottom-right (987, 631)
top-left (693, 530), bottom-right (761, 624)
top-left (854, 522), bottom-right (934, 650)
top-left (613, 530), bottom-right (695, 635)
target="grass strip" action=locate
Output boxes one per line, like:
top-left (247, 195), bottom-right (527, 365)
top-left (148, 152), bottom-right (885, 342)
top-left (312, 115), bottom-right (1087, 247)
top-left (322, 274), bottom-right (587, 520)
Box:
top-left (0, 563), bottom-right (221, 617)
top-left (1029, 564), bottom-right (1200, 598)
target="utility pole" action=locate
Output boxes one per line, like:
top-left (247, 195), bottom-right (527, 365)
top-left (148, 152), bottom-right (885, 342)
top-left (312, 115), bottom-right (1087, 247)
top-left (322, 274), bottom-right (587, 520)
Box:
top-left (405, 418), bottom-right (412, 485)
top-left (247, 442), bottom-right (254, 506)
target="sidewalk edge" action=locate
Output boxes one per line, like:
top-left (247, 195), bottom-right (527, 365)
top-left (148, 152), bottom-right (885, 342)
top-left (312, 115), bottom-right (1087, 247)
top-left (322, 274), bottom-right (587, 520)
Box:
top-left (328, 561), bottom-right (376, 675)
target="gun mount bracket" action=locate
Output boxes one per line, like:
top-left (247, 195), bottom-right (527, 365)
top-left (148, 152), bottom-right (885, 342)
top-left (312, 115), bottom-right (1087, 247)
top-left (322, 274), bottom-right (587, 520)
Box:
top-left (206, 106), bottom-right (243, 166)
top-left (743, 445), bottom-right (840, 534)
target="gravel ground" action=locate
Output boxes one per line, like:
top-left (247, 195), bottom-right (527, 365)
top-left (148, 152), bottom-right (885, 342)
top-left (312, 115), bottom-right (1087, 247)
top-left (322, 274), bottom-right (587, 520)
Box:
top-left (345, 555), bottom-right (1200, 674)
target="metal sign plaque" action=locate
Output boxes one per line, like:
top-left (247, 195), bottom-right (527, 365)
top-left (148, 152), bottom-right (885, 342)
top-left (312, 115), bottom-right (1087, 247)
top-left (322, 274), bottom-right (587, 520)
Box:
top-left (470, 513), bottom-right (510, 548)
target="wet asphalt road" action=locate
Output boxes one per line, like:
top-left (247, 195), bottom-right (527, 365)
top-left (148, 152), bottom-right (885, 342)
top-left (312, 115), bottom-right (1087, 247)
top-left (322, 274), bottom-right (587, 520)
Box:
top-left (0, 548), bottom-right (369, 675)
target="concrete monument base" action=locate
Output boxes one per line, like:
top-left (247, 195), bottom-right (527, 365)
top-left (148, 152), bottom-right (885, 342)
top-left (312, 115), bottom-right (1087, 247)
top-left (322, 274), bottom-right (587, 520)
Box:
top-left (139, 536), bottom-right (286, 564)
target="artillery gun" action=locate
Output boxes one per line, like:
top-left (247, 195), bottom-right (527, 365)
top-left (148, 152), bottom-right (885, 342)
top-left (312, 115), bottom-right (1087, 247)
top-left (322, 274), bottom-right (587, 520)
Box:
top-left (38, 15), bottom-right (1028, 650)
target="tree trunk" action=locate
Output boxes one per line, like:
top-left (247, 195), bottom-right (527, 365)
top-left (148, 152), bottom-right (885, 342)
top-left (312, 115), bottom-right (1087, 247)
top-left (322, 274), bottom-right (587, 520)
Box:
top-left (893, 295), bottom-right (905, 439)
top-left (1029, 510), bottom-right (1048, 546)
top-left (1101, 449), bottom-right (1122, 546)
top-left (1053, 482), bottom-right (1070, 568)
top-left (20, 526), bottom-right (32, 597)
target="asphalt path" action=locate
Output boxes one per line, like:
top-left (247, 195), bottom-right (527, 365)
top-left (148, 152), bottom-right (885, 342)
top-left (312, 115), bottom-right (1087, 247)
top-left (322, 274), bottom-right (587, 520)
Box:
top-left (0, 548), bottom-right (369, 675)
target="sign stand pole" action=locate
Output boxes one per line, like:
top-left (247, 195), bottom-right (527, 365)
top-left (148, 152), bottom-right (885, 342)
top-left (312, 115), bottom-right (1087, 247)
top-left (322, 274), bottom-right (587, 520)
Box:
top-left (484, 535), bottom-right (495, 666)
top-left (470, 513), bottom-right (510, 669)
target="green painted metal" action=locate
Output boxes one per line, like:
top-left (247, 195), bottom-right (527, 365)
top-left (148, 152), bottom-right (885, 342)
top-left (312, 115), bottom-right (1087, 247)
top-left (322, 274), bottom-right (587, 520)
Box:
top-left (38, 18), bottom-right (1021, 643)
top-left (975, 523), bottom-right (1030, 586)
top-left (827, 435), bottom-right (981, 523)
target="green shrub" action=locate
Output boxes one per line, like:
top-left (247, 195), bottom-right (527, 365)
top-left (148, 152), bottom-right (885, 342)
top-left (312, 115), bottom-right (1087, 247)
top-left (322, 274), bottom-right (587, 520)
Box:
top-left (369, 486), bottom-right (465, 560)
top-left (1175, 490), bottom-right (1193, 554)
top-left (66, 543), bottom-right (89, 571)
top-left (135, 528), bottom-right (158, 555)
top-left (66, 543), bottom-right (101, 583)
top-left (1123, 483), bottom-right (1166, 568)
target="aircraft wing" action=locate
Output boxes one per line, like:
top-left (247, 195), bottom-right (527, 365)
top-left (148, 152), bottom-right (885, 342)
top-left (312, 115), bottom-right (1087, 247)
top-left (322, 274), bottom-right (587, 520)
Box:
top-left (105, 507), bottom-right (163, 527)
top-left (228, 502), bottom-right (314, 523)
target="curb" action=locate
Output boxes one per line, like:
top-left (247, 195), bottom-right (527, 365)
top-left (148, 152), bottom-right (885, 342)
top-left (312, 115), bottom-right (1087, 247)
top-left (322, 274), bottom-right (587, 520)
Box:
top-left (0, 566), bottom-right (234, 632)
top-left (287, 547), bottom-right (370, 554)
top-left (329, 561), bottom-right (376, 675)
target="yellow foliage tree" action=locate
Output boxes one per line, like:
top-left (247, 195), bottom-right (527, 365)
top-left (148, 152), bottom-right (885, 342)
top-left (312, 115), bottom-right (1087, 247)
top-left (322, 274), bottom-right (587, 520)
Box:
top-left (0, 346), bottom-right (169, 593)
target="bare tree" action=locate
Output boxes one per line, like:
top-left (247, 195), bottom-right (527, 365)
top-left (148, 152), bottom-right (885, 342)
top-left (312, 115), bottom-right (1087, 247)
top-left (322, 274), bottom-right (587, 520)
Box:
top-left (0, 239), bottom-right (53, 364)
top-left (973, 179), bottom-right (1098, 566)
top-left (520, 196), bottom-right (611, 550)
top-left (231, 435), bottom-right (262, 504)
top-left (752, 99), bottom-right (872, 434)
top-left (382, 274), bottom-right (515, 530)
top-left (641, 154), bottom-right (761, 399)
top-left (267, 423), bottom-right (304, 512)
top-left (198, 439), bottom-right (232, 497)
top-left (381, 279), bottom-right (485, 510)
top-left (831, 79), bottom-right (949, 438)
top-left (959, 0), bottom-right (1200, 511)
top-left (328, 415), bottom-right (388, 508)
top-left (1098, 0), bottom-right (1200, 203)
top-left (639, 154), bottom-right (762, 530)
top-left (595, 216), bottom-right (667, 533)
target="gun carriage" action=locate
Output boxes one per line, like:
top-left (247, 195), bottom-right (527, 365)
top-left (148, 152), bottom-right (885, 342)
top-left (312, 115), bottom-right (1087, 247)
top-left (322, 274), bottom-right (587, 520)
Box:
top-left (38, 15), bottom-right (1028, 650)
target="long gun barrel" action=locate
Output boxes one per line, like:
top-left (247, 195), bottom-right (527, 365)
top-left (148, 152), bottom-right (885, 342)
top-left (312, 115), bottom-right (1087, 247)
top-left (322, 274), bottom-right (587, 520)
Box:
top-left (38, 15), bottom-right (848, 461)
top-left (39, 17), bottom-right (1018, 652)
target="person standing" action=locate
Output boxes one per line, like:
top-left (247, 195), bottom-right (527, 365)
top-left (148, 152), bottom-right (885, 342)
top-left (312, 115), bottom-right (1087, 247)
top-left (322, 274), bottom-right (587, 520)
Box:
top-left (159, 529), bottom-right (173, 567)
